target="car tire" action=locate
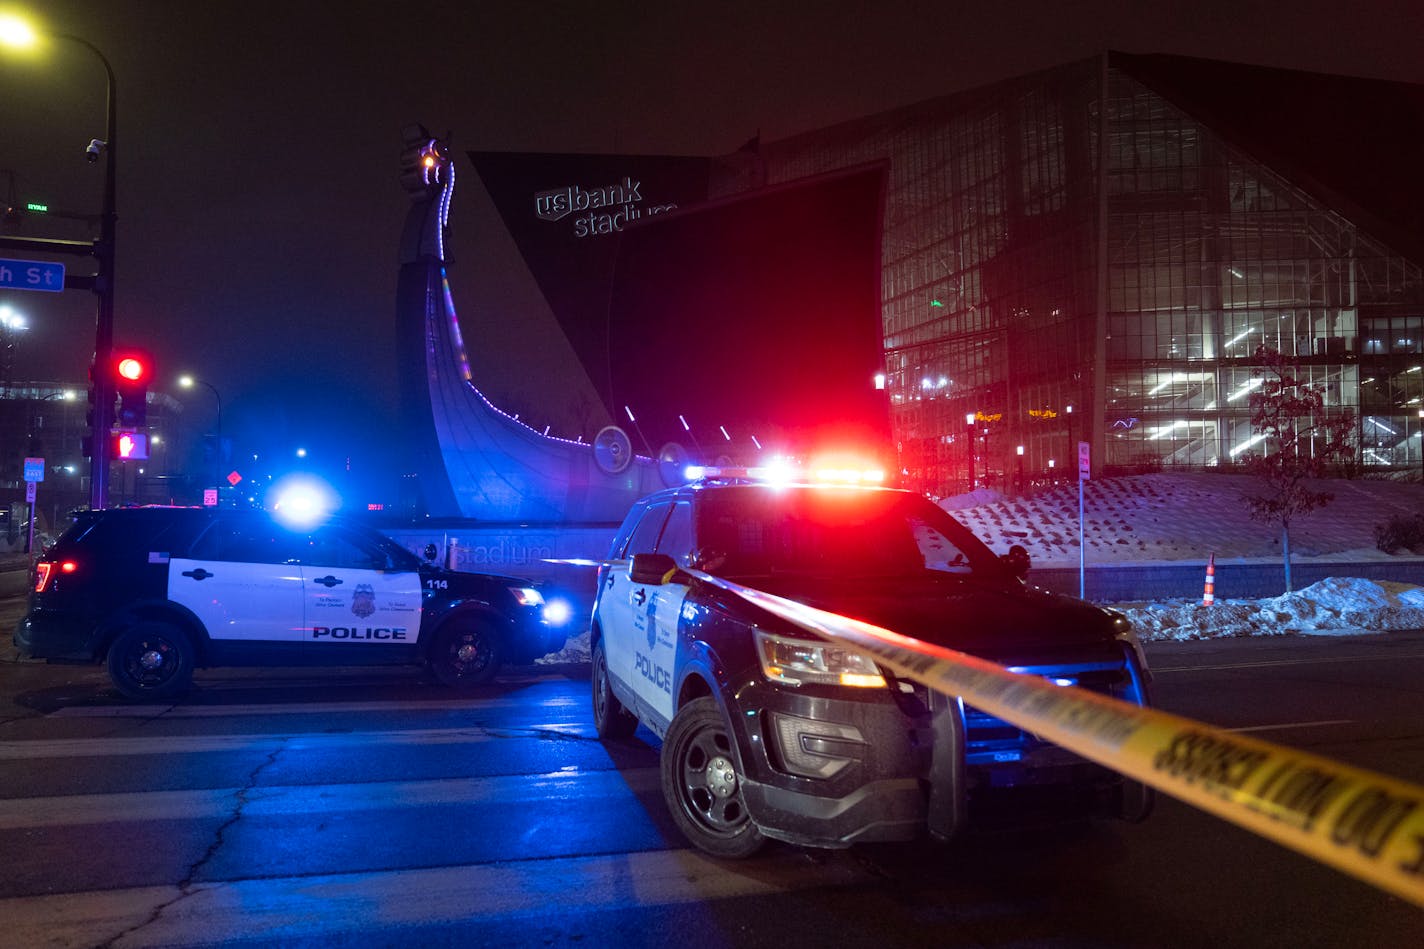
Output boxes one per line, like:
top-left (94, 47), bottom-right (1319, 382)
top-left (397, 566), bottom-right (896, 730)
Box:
top-left (106, 622), bottom-right (195, 701)
top-left (431, 618), bottom-right (502, 687)
top-left (1115, 778), bottom-right (1155, 823)
top-left (661, 696), bottom-right (765, 859)
top-left (591, 638), bottom-right (638, 739)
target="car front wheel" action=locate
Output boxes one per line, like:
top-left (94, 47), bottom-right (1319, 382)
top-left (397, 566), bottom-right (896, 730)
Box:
top-left (106, 622), bottom-right (195, 701)
top-left (592, 638), bottom-right (638, 739)
top-left (661, 696), bottom-right (765, 858)
top-left (431, 619), bottom-right (502, 687)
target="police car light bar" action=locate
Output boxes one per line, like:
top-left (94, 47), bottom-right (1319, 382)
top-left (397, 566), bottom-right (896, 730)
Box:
top-left (684, 463), bottom-right (885, 486)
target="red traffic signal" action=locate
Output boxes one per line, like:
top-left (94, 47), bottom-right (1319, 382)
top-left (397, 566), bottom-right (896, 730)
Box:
top-left (116, 355), bottom-right (147, 383)
top-left (111, 348), bottom-right (153, 429)
top-left (112, 349), bottom-right (152, 386)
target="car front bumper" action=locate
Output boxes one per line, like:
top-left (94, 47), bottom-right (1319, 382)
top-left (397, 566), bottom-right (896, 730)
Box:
top-left (728, 657), bottom-right (1145, 848)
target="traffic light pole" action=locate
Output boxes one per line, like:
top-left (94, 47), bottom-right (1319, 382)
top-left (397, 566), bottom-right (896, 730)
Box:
top-left (81, 32), bottom-right (117, 511)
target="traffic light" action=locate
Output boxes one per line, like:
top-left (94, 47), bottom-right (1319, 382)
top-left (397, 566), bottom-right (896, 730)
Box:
top-left (112, 348), bottom-right (152, 429)
top-left (110, 431), bottom-right (149, 461)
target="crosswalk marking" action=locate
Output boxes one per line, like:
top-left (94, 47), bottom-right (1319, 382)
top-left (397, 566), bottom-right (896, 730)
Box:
top-left (0, 767), bottom-right (663, 830)
top-left (49, 692), bottom-right (584, 718)
top-left (0, 721), bottom-right (595, 759)
top-left (0, 847), bottom-right (875, 948)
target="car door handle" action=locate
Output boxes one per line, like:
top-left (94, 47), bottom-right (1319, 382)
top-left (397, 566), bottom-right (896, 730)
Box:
top-left (313, 575), bottom-right (344, 588)
top-left (181, 568), bottom-right (213, 581)
top-left (632, 589), bottom-right (647, 606)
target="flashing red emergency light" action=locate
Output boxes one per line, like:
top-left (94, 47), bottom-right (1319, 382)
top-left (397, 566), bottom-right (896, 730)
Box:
top-left (685, 462), bottom-right (886, 486)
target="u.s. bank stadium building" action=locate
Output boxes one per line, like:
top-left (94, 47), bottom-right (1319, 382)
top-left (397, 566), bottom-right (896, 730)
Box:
top-left (462, 52), bottom-right (1424, 497)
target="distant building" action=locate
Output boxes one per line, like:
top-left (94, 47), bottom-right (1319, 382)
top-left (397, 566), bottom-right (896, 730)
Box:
top-left (0, 383), bottom-right (189, 536)
top-left (469, 53), bottom-right (1424, 495)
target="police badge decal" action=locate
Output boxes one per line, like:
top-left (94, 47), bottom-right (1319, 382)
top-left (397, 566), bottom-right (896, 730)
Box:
top-left (351, 584), bottom-right (376, 619)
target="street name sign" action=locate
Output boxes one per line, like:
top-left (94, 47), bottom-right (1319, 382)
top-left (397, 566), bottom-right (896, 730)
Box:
top-left (0, 258), bottom-right (65, 292)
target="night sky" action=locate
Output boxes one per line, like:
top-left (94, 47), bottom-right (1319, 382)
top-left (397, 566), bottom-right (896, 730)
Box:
top-left (3, 0), bottom-right (1422, 497)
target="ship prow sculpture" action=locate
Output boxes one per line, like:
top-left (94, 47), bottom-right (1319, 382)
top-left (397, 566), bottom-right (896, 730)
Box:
top-left (395, 125), bottom-right (681, 523)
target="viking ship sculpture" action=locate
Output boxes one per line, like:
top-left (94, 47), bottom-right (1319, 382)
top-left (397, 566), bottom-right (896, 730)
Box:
top-left (395, 126), bottom-right (683, 522)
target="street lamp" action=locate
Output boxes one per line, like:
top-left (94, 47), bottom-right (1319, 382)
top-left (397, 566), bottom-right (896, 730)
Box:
top-left (0, 303), bottom-right (27, 395)
top-left (965, 412), bottom-right (976, 491)
top-left (1418, 408), bottom-right (1423, 482)
top-left (1, 13), bottom-right (119, 511)
top-left (178, 375), bottom-right (223, 437)
top-left (178, 376), bottom-right (223, 492)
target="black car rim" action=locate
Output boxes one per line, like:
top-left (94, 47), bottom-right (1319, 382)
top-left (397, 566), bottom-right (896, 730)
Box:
top-left (119, 635), bottom-right (180, 690)
top-left (445, 630), bottom-right (492, 679)
top-left (674, 722), bottom-right (749, 836)
top-left (593, 650), bottom-right (611, 720)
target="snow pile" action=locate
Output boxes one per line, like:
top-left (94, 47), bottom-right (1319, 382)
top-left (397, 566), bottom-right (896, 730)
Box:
top-left (1115, 578), bottom-right (1424, 641)
top-left (538, 630), bottom-right (593, 665)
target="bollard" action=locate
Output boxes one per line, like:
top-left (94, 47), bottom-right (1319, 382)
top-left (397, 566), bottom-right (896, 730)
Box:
top-left (1202, 552), bottom-right (1216, 606)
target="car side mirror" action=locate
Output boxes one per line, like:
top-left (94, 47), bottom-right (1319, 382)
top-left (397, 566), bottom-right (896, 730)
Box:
top-left (630, 552), bottom-right (680, 585)
top-left (422, 543), bottom-right (438, 563)
top-left (1001, 544), bottom-right (1031, 581)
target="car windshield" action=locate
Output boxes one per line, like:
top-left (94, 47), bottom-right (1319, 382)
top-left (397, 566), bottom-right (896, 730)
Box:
top-left (694, 486), bottom-right (1003, 580)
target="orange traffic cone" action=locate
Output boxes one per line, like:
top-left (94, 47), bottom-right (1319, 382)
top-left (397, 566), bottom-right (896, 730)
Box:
top-left (1202, 552), bottom-right (1216, 606)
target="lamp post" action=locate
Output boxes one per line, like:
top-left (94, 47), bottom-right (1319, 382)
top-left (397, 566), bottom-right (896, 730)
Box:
top-left (965, 412), bottom-right (976, 491)
top-left (1016, 444), bottom-right (1025, 497)
top-left (0, 16), bottom-right (119, 510)
top-left (1064, 403), bottom-right (1074, 483)
top-left (179, 375), bottom-right (223, 497)
top-left (1418, 408), bottom-right (1423, 482)
top-left (0, 303), bottom-right (26, 396)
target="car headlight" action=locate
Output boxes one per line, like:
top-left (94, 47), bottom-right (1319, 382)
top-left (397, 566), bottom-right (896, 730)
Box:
top-left (754, 629), bottom-right (886, 689)
top-left (510, 586), bottom-right (545, 607)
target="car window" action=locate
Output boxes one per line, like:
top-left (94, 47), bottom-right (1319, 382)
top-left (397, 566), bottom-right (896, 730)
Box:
top-left (656, 501), bottom-right (694, 566)
top-left (696, 488), bottom-right (995, 578)
top-left (188, 519), bottom-right (308, 564)
top-left (910, 517), bottom-right (974, 573)
top-left (621, 503), bottom-right (672, 558)
top-left (300, 530), bottom-right (393, 570)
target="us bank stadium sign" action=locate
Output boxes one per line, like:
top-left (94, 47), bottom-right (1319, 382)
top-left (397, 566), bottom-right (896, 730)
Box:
top-left (533, 176), bottom-right (678, 238)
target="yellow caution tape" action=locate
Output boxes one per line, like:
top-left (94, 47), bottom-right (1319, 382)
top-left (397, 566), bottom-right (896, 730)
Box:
top-left (701, 574), bottom-right (1424, 908)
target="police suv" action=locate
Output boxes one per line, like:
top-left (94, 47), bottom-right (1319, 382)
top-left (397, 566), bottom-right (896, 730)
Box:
top-left (591, 469), bottom-right (1152, 858)
top-left (15, 507), bottom-right (568, 699)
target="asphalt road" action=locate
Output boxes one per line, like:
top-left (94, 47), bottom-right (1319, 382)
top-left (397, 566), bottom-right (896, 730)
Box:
top-left (1, 590), bottom-right (1421, 947)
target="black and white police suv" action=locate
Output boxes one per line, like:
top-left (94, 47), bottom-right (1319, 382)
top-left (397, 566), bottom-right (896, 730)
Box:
top-left (14, 507), bottom-right (569, 699)
top-left (590, 468), bottom-right (1152, 858)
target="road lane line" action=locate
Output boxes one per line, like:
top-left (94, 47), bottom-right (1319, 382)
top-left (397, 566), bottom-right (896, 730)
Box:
top-left (49, 694), bottom-right (585, 718)
top-left (1152, 652), bottom-right (1424, 672)
top-left (1226, 720), bottom-right (1356, 733)
top-left (0, 722), bottom-right (595, 759)
top-left (0, 847), bottom-right (877, 947)
top-left (0, 767), bottom-right (663, 830)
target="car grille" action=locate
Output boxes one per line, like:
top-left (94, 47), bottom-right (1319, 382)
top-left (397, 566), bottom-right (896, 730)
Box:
top-left (962, 660), bottom-right (1139, 764)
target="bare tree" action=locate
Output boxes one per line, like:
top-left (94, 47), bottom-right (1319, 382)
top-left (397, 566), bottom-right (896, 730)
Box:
top-left (1240, 345), bottom-right (1357, 592)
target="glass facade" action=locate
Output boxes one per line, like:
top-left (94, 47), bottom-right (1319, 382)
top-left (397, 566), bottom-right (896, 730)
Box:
top-left (716, 56), bottom-right (1424, 494)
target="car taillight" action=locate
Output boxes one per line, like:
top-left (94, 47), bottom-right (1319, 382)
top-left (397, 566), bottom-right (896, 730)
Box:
top-left (34, 560), bottom-right (76, 593)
